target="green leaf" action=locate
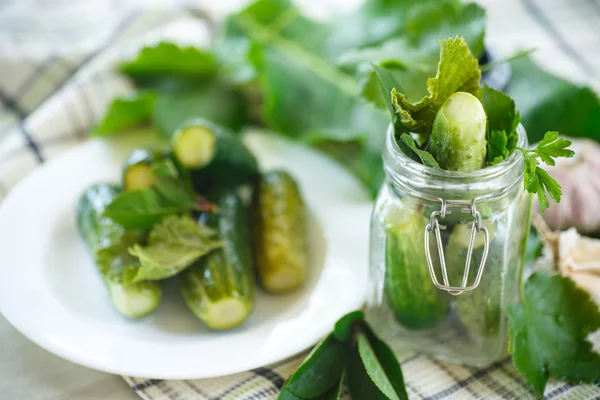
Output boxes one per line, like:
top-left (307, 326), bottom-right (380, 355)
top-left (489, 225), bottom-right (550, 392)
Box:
top-left (399, 133), bottom-right (440, 168)
top-left (518, 131), bottom-right (573, 211)
top-left (508, 272), bottom-right (600, 398)
top-left (367, 63), bottom-right (428, 119)
top-left (128, 215), bottom-right (221, 282)
top-left (103, 190), bottom-right (186, 229)
top-left (482, 85), bottom-right (521, 165)
top-left (357, 333), bottom-right (401, 400)
top-left (488, 130), bottom-right (509, 165)
top-left (391, 36), bottom-right (482, 137)
top-left (279, 373), bottom-right (344, 400)
top-left (328, 0), bottom-right (485, 62)
top-left (507, 56), bottom-right (600, 143)
top-left (281, 333), bottom-right (348, 398)
top-left (347, 345), bottom-right (387, 400)
top-left (96, 230), bottom-right (147, 283)
top-left (535, 131), bottom-right (575, 166)
top-left (397, 0), bottom-right (485, 58)
top-left (315, 370), bottom-right (345, 400)
top-left (151, 159), bottom-right (196, 207)
top-left (482, 84), bottom-right (517, 135)
top-left (333, 310), bottom-right (364, 342)
top-left (152, 79), bottom-right (248, 137)
top-left (120, 42), bottom-right (218, 85)
top-left (225, 0), bottom-right (389, 196)
top-left (92, 92), bottom-right (156, 136)
top-left (363, 326), bottom-right (408, 400)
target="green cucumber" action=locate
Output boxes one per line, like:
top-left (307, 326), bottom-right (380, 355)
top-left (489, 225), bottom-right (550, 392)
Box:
top-left (180, 191), bottom-right (255, 330)
top-left (252, 171), bottom-right (308, 293)
top-left (121, 149), bottom-right (166, 191)
top-left (384, 212), bottom-right (450, 329)
top-left (446, 223), bottom-right (501, 342)
top-left (429, 92), bottom-right (487, 171)
top-left (171, 118), bottom-right (259, 192)
top-left (76, 183), bottom-right (162, 318)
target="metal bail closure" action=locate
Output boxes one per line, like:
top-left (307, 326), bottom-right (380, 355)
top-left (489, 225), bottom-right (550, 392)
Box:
top-left (424, 198), bottom-right (490, 296)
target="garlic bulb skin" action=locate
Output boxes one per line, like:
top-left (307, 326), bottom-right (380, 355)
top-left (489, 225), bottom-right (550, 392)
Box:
top-left (540, 139), bottom-right (600, 235)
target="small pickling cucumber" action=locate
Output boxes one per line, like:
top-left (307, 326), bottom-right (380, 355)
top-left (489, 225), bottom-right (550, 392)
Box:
top-left (171, 118), bottom-right (259, 192)
top-left (384, 212), bottom-right (450, 329)
top-left (180, 192), bottom-right (255, 330)
top-left (121, 149), bottom-right (166, 190)
top-left (76, 183), bottom-right (162, 318)
top-left (429, 92), bottom-right (487, 171)
top-left (252, 171), bottom-right (308, 293)
top-left (446, 223), bottom-right (501, 343)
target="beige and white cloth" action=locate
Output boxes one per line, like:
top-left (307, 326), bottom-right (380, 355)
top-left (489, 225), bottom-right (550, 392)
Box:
top-left (1, 0), bottom-right (599, 399)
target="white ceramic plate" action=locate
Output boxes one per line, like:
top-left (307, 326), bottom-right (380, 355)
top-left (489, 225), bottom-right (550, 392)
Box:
top-left (0, 130), bottom-right (371, 379)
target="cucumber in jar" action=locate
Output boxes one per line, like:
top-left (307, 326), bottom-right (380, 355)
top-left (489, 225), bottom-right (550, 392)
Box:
top-left (446, 221), bottom-right (502, 342)
top-left (384, 211), bottom-right (450, 329)
top-left (180, 191), bottom-right (255, 330)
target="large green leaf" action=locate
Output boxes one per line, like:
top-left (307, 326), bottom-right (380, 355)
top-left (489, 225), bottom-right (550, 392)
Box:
top-left (508, 272), bottom-right (600, 398)
top-left (335, 0), bottom-right (485, 70)
top-left (328, 0), bottom-right (484, 63)
top-left (120, 42), bottom-right (218, 86)
top-left (507, 56), bottom-right (600, 143)
top-left (225, 0), bottom-right (390, 195)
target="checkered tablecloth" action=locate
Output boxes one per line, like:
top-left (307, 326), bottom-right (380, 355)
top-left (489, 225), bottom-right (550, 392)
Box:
top-left (1, 0), bottom-right (599, 399)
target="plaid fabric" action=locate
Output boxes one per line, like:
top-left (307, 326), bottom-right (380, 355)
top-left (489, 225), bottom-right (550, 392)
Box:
top-left (1, 0), bottom-right (599, 399)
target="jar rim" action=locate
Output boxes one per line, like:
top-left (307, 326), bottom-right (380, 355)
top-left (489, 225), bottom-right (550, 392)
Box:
top-left (383, 123), bottom-right (528, 199)
top-left (385, 123), bottom-right (527, 180)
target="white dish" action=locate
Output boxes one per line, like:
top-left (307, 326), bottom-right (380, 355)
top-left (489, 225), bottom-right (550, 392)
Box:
top-left (0, 130), bottom-right (371, 379)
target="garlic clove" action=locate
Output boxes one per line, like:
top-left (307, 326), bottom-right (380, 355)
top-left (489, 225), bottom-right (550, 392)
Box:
top-left (559, 228), bottom-right (600, 275)
top-left (562, 271), bottom-right (600, 304)
top-left (539, 138), bottom-right (600, 235)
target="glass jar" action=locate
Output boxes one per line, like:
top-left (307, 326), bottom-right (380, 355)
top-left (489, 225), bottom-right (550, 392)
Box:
top-left (366, 124), bottom-right (532, 366)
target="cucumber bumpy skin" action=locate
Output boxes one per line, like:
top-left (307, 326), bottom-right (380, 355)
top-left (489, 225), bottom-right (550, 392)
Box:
top-left (76, 184), bottom-right (162, 318)
top-left (252, 171), bottom-right (308, 294)
top-left (384, 212), bottom-right (450, 329)
top-left (429, 92), bottom-right (487, 171)
top-left (180, 191), bottom-right (255, 330)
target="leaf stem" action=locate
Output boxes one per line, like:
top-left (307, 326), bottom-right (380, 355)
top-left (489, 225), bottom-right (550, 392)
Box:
top-left (192, 195), bottom-right (218, 213)
top-left (518, 195), bottom-right (534, 303)
top-left (480, 48), bottom-right (535, 72)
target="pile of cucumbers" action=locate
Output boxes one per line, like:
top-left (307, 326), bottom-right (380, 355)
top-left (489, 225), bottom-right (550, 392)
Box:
top-left (77, 119), bottom-right (309, 330)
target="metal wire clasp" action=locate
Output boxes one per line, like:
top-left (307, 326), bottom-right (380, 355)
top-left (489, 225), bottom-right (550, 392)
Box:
top-left (424, 198), bottom-right (490, 296)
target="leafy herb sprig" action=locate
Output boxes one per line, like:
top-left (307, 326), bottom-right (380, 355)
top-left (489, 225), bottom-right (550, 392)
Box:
top-left (517, 131), bottom-right (574, 211)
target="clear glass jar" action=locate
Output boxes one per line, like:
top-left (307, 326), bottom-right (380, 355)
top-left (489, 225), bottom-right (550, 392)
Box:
top-left (366, 124), bottom-right (532, 366)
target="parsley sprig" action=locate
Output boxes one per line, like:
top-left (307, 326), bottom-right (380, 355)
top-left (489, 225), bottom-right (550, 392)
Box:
top-left (516, 131), bottom-right (574, 211)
